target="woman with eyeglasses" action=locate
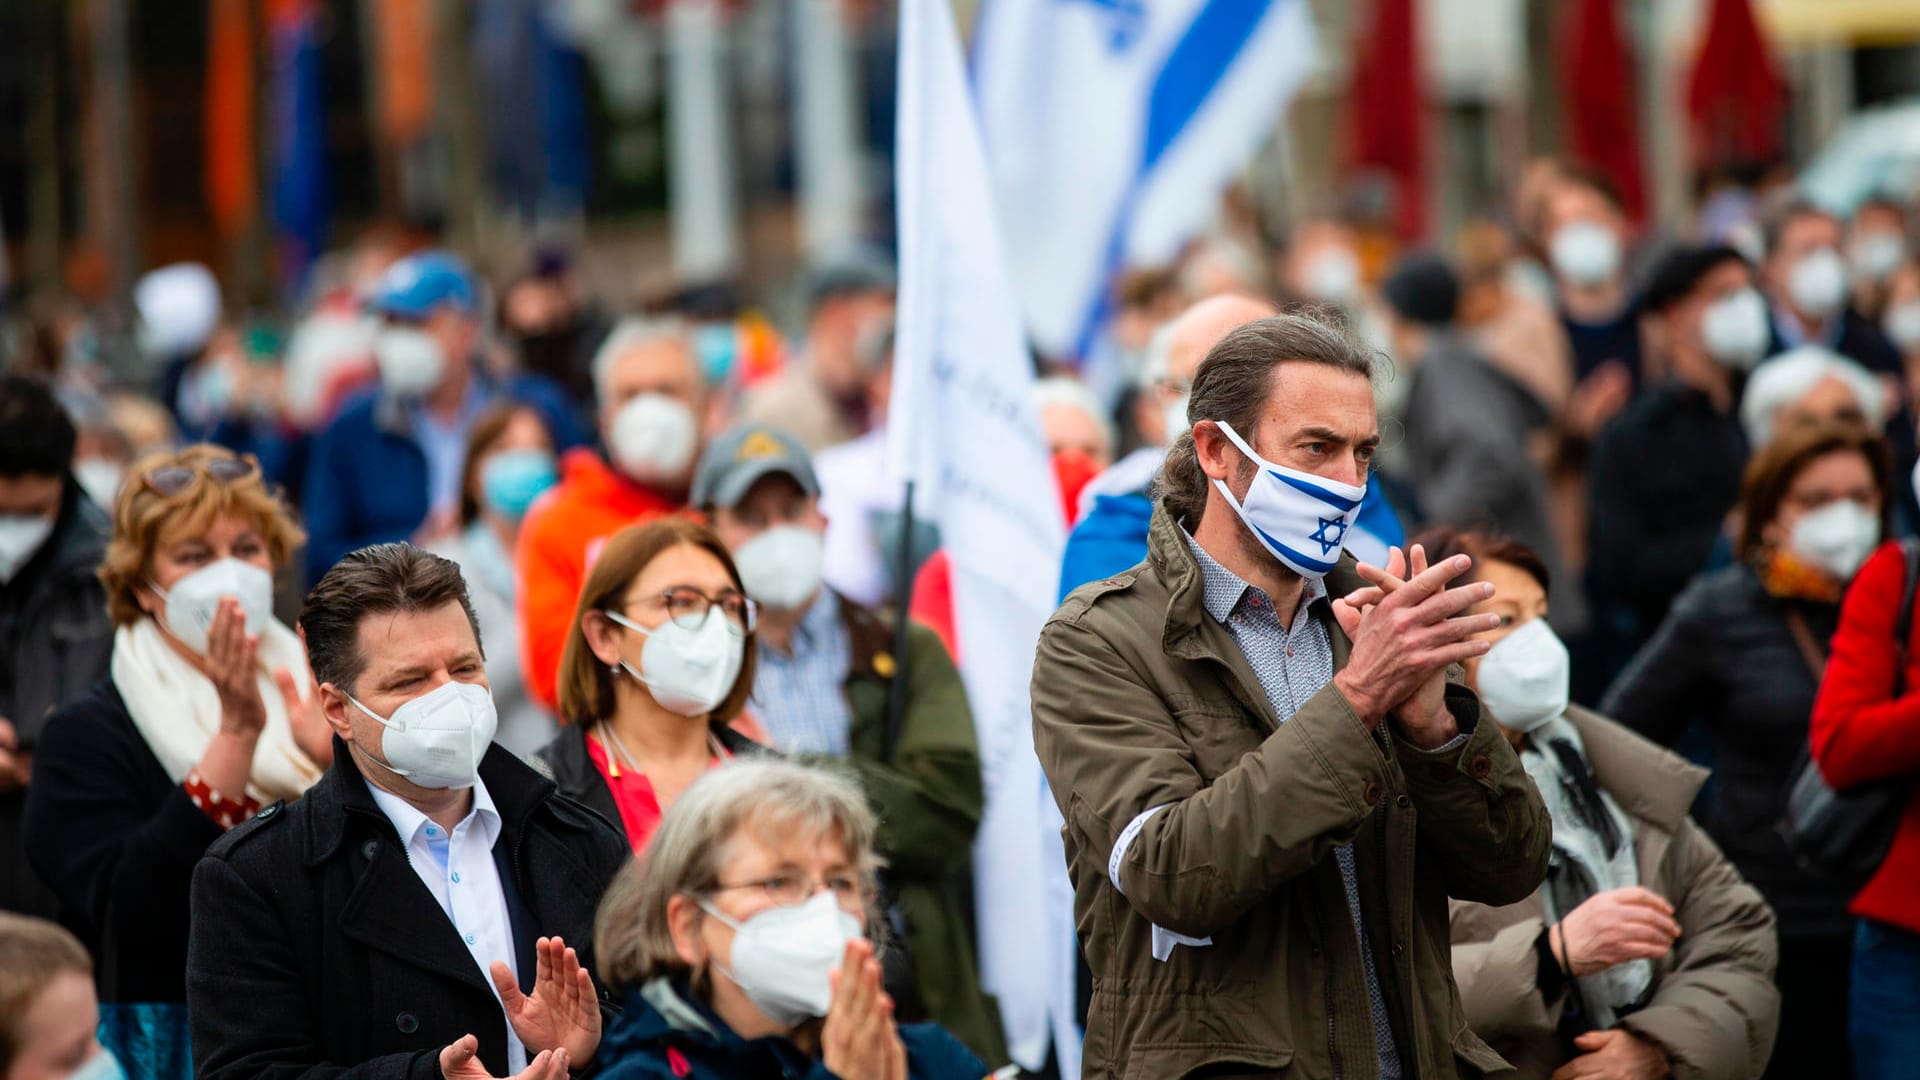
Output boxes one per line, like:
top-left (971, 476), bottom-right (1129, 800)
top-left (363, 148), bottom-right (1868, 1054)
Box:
top-left (539, 518), bottom-right (767, 852)
top-left (591, 758), bottom-right (987, 1079)
top-left (21, 445), bottom-right (325, 1074)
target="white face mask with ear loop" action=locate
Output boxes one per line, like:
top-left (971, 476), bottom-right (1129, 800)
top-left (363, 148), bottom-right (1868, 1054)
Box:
top-left (1473, 617), bottom-right (1572, 735)
top-left (150, 557), bottom-right (276, 655)
top-left (697, 889), bottom-right (863, 1027)
top-left (347, 679), bottom-right (499, 790)
top-left (605, 608), bottom-right (744, 717)
top-left (1208, 420), bottom-right (1368, 580)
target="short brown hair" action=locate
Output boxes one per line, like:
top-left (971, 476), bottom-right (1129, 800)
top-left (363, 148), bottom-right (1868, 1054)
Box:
top-left (299, 543), bottom-right (482, 694)
top-left (1735, 422), bottom-right (1891, 561)
top-left (99, 444), bottom-right (306, 626)
top-left (1408, 525), bottom-right (1551, 594)
top-left (0, 912), bottom-right (91, 1068)
top-left (1153, 312), bottom-right (1378, 528)
top-left (557, 518), bottom-right (757, 728)
top-left (457, 404), bottom-right (552, 528)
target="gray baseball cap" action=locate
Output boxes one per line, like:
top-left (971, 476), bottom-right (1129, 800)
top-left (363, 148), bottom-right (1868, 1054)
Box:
top-left (691, 424), bottom-right (820, 509)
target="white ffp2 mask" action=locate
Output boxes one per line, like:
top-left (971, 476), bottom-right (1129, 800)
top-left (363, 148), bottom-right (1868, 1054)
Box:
top-left (1474, 618), bottom-right (1571, 734)
top-left (373, 326), bottom-right (448, 398)
top-left (153, 558), bottom-right (276, 655)
top-left (732, 525), bottom-right (825, 612)
top-left (701, 890), bottom-right (862, 1026)
top-left (1790, 500), bottom-right (1881, 581)
top-left (1209, 420), bottom-right (1367, 580)
top-left (0, 514), bottom-right (55, 585)
top-left (349, 680), bottom-right (498, 790)
top-left (1788, 249), bottom-right (1849, 320)
top-left (607, 609), bottom-right (744, 717)
top-left (608, 394), bottom-right (699, 484)
top-left (1700, 288), bottom-right (1772, 370)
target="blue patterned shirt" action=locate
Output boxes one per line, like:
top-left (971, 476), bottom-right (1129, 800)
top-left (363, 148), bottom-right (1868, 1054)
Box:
top-left (751, 590), bottom-right (855, 757)
top-left (1183, 531), bottom-right (1403, 1080)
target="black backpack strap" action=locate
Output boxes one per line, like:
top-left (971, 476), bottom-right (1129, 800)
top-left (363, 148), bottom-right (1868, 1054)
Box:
top-left (1895, 538), bottom-right (1920, 697)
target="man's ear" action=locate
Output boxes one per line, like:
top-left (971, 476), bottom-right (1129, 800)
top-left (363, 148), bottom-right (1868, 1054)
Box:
top-left (320, 683), bottom-right (357, 743)
top-left (1192, 420), bottom-right (1235, 483)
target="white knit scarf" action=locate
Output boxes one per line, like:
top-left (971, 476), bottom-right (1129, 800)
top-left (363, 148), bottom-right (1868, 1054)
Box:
top-left (111, 617), bottom-right (324, 803)
top-left (1520, 715), bottom-right (1651, 1029)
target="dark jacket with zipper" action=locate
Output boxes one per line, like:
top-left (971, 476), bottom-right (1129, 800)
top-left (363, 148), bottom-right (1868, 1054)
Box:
top-left (596, 978), bottom-right (986, 1080)
top-left (1602, 563), bottom-right (1854, 940)
top-left (2, 485), bottom-right (113, 919)
top-left (186, 739), bottom-right (631, 1079)
top-left (1032, 505), bottom-right (1553, 1079)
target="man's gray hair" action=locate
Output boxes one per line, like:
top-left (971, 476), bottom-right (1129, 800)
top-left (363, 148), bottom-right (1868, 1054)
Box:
top-left (1153, 312), bottom-right (1379, 528)
top-left (591, 315), bottom-right (691, 402)
top-left (1739, 345), bottom-right (1886, 446)
top-left (593, 759), bottom-right (885, 990)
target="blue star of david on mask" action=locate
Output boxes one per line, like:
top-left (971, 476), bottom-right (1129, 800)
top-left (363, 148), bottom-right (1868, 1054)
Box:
top-left (1310, 517), bottom-right (1347, 556)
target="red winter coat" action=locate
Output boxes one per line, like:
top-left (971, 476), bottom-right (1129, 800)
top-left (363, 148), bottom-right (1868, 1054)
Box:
top-left (1810, 540), bottom-right (1920, 935)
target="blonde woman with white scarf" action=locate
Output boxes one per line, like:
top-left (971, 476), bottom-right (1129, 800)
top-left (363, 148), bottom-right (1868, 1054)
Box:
top-left (22, 445), bottom-right (326, 1046)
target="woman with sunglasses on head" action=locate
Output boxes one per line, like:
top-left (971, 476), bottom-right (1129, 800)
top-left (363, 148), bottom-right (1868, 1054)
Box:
top-left (21, 445), bottom-right (325, 1072)
top-left (591, 759), bottom-right (987, 1079)
top-left (538, 518), bottom-right (766, 853)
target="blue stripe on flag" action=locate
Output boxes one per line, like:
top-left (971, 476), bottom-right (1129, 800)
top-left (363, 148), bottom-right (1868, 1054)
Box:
top-left (1254, 523), bottom-right (1339, 576)
top-left (1070, 0), bottom-right (1288, 360)
top-left (1273, 469), bottom-right (1362, 512)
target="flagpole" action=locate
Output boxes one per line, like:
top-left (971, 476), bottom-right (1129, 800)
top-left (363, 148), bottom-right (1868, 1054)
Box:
top-left (884, 478), bottom-right (916, 762)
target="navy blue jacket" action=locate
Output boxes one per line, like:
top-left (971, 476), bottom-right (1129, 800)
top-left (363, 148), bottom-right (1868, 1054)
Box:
top-left (303, 370), bottom-right (586, 582)
top-left (598, 980), bottom-right (987, 1080)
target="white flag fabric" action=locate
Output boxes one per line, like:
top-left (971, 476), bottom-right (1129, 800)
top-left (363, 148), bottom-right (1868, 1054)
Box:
top-left (973, 0), bottom-right (1318, 360)
top-left (891, 0), bottom-right (1076, 1070)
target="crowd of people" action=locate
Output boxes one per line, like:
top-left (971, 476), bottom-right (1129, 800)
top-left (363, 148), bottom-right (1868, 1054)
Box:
top-left (2, 151), bottom-right (1920, 1080)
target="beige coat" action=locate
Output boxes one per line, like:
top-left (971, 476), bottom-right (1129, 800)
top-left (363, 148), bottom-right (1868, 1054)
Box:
top-left (1032, 507), bottom-right (1553, 1079)
top-left (1449, 707), bottom-right (1780, 1080)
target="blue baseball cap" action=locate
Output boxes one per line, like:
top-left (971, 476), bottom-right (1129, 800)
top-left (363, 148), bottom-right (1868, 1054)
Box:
top-left (366, 251), bottom-right (479, 320)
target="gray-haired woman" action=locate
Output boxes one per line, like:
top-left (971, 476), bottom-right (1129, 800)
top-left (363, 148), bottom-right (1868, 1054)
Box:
top-left (590, 760), bottom-right (990, 1080)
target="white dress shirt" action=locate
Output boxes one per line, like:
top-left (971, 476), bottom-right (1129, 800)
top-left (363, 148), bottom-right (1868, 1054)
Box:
top-left (365, 778), bottom-right (527, 1072)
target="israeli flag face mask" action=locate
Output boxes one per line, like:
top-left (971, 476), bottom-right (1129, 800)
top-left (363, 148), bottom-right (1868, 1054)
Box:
top-left (1209, 420), bottom-right (1368, 580)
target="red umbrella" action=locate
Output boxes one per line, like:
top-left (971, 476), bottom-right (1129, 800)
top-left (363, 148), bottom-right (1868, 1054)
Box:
top-left (1686, 0), bottom-right (1786, 168)
top-left (1560, 0), bottom-right (1648, 222)
top-left (1348, 0), bottom-right (1427, 241)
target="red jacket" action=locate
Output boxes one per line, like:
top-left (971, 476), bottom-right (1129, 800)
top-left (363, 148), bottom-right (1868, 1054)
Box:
top-left (515, 449), bottom-right (685, 710)
top-left (1810, 539), bottom-right (1920, 934)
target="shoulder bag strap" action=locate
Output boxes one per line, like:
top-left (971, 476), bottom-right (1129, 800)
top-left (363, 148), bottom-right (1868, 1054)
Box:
top-left (1894, 538), bottom-right (1920, 697)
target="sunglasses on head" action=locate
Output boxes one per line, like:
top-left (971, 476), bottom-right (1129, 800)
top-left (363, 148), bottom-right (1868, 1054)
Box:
top-left (142, 457), bottom-right (258, 497)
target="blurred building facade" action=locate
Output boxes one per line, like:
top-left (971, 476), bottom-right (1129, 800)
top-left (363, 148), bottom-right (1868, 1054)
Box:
top-left (2, 0), bottom-right (1919, 325)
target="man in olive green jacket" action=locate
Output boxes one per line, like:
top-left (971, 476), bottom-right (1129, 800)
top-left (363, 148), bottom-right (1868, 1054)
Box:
top-left (1032, 315), bottom-right (1551, 1079)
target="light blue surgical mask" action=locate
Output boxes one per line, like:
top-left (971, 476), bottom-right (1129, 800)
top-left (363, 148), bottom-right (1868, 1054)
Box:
top-left (479, 449), bottom-right (558, 520)
top-left (694, 323), bottom-right (738, 385)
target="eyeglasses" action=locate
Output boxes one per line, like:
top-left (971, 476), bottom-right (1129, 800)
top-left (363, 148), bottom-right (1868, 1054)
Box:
top-left (710, 872), bottom-right (869, 909)
top-left (141, 457), bottom-right (258, 497)
top-left (642, 586), bottom-right (757, 635)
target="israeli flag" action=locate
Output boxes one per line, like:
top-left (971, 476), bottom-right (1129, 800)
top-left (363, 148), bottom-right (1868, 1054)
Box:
top-left (973, 0), bottom-right (1319, 362)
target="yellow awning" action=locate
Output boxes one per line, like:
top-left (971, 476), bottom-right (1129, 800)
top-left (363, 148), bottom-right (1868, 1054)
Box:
top-left (1760, 0), bottom-right (1920, 45)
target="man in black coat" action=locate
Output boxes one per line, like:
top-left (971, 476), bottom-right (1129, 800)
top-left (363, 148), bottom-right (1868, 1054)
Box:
top-left (0, 374), bottom-right (113, 918)
top-left (188, 543), bottom-right (630, 1080)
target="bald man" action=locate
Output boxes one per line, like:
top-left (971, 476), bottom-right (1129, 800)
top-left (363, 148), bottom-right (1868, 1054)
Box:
top-left (1058, 295), bottom-right (1404, 601)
